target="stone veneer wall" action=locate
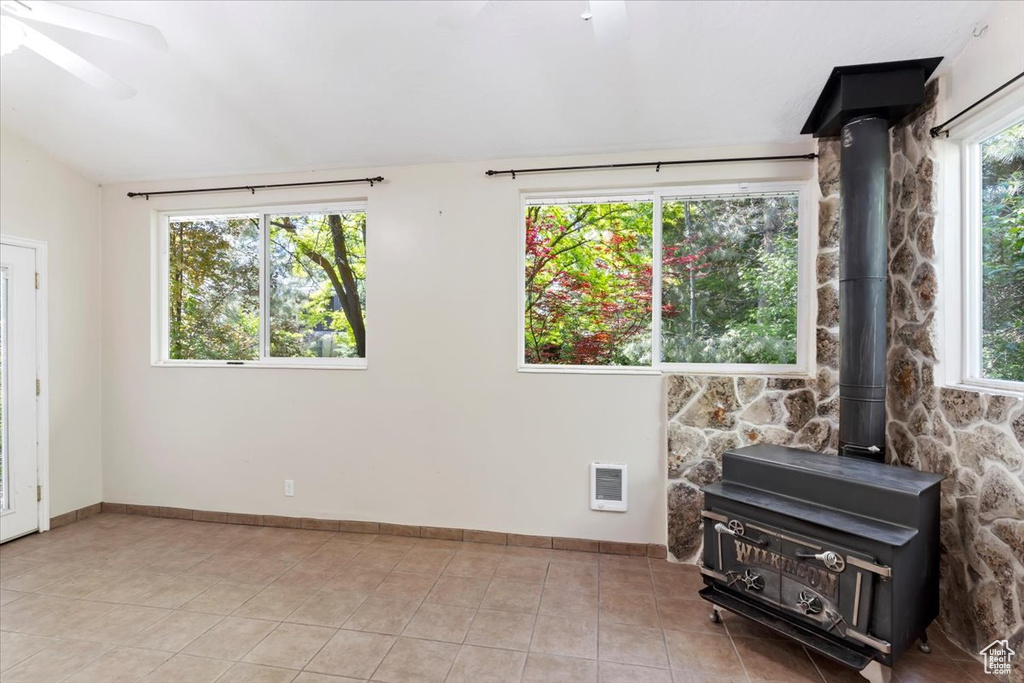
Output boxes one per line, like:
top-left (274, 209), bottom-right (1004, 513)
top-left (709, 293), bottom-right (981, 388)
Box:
top-left (665, 81), bottom-right (1024, 659)
top-left (884, 83), bottom-right (1024, 657)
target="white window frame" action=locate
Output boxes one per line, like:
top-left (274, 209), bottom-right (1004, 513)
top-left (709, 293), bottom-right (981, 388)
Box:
top-left (938, 87), bottom-right (1024, 395)
top-left (518, 180), bottom-right (816, 376)
top-left (152, 201), bottom-right (368, 369)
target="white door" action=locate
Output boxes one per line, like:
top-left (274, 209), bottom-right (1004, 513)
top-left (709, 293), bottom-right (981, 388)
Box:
top-left (0, 244), bottom-right (39, 542)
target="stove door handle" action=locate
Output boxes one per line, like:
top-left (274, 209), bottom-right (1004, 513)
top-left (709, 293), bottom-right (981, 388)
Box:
top-left (796, 550), bottom-right (846, 572)
top-left (713, 523), bottom-right (767, 546)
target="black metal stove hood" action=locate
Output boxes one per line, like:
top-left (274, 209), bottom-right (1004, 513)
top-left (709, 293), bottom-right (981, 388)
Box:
top-left (803, 58), bottom-right (941, 463)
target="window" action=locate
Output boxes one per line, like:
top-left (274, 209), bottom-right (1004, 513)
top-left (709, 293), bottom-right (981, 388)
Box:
top-left (524, 197), bottom-right (654, 366)
top-left (520, 183), bottom-right (812, 373)
top-left (156, 204), bottom-right (367, 367)
top-left (660, 193), bottom-right (800, 365)
top-left (954, 113), bottom-right (1024, 389)
top-left (978, 121), bottom-right (1023, 383)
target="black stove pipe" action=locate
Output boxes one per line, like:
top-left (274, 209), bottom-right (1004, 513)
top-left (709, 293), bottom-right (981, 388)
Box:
top-left (838, 116), bottom-right (889, 462)
top-left (802, 59), bottom-right (942, 461)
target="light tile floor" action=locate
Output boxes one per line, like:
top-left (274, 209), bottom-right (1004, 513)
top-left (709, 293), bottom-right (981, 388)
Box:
top-left (0, 514), bottom-right (990, 682)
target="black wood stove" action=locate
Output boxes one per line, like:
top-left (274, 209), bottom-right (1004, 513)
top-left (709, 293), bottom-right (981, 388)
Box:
top-left (699, 446), bottom-right (942, 682)
top-left (698, 59), bottom-right (945, 683)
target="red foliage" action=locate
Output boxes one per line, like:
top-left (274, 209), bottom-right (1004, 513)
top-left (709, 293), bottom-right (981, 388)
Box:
top-left (525, 208), bottom-right (719, 365)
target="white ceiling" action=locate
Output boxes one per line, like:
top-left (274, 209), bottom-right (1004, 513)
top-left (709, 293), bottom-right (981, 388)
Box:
top-left (0, 0), bottom-right (994, 183)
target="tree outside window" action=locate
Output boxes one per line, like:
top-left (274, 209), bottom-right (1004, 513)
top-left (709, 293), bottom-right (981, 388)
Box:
top-left (979, 120), bottom-right (1024, 382)
top-left (164, 207), bottom-right (367, 365)
top-left (661, 194), bottom-right (799, 365)
top-left (524, 201), bottom-right (653, 366)
top-left (522, 190), bottom-right (802, 369)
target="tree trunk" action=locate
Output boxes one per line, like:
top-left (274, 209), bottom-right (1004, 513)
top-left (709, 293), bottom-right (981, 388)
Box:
top-left (272, 216), bottom-right (366, 358)
top-left (328, 214), bottom-right (366, 357)
top-left (172, 225), bottom-right (185, 357)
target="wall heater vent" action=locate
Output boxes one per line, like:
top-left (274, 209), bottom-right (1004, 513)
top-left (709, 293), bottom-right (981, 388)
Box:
top-left (591, 463), bottom-right (627, 512)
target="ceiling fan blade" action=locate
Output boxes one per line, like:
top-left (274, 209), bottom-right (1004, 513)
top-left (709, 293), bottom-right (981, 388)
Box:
top-left (3, 0), bottom-right (167, 52)
top-left (18, 19), bottom-right (135, 99)
top-left (590, 0), bottom-right (628, 46)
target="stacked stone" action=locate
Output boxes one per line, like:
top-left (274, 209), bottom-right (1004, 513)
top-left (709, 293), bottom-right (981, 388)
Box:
top-left (665, 374), bottom-right (830, 562)
top-left (815, 137), bottom-right (843, 449)
top-left (664, 79), bottom-right (1024, 665)
top-left (885, 82), bottom-right (1024, 658)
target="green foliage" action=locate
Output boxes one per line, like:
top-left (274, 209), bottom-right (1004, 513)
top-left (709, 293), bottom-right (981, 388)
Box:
top-left (660, 195), bottom-right (799, 364)
top-left (981, 120), bottom-right (1024, 381)
top-left (0, 273), bottom-right (4, 504)
top-left (168, 217), bottom-right (260, 360)
top-left (269, 212), bottom-right (366, 359)
top-left (523, 194), bottom-right (800, 366)
top-left (525, 202), bottom-right (654, 365)
top-left (166, 211), bottom-right (367, 362)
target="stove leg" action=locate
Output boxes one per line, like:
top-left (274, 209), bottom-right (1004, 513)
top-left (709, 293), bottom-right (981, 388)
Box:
top-left (859, 661), bottom-right (892, 683)
top-left (918, 633), bottom-right (931, 654)
top-left (709, 607), bottom-right (722, 624)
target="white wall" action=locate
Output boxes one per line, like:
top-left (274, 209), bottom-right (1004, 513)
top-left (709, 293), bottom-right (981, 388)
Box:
top-left (100, 143), bottom-right (813, 543)
top-left (938, 0), bottom-right (1024, 119)
top-left (0, 127), bottom-right (103, 517)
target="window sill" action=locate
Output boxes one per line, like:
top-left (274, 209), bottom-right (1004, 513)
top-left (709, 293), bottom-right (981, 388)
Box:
top-left (657, 362), bottom-right (811, 378)
top-left (941, 381), bottom-right (1024, 399)
top-left (518, 365), bottom-right (661, 376)
top-left (151, 360), bottom-right (368, 371)
top-left (518, 364), bottom-right (813, 378)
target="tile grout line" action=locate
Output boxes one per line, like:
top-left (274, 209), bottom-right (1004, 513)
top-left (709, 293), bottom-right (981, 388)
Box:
top-left (459, 550), bottom-right (496, 669)
top-left (596, 554), bottom-right (603, 676)
top-left (54, 640), bottom-right (110, 683)
top-left (802, 644), bottom-right (830, 683)
top-left (522, 556), bottom-right (551, 679)
top-left (394, 543), bottom-right (455, 680)
top-left (429, 553), bottom-right (476, 683)
top-left (286, 544), bottom-right (380, 677)
top-left (361, 541), bottom-right (452, 682)
top-left (654, 558), bottom-right (675, 675)
top-left (300, 537), bottom-right (406, 680)
top-left (722, 620), bottom-right (754, 683)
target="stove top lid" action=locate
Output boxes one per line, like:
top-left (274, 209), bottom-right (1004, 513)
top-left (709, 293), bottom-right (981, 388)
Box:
top-left (704, 481), bottom-right (919, 546)
top-left (724, 444), bottom-right (944, 494)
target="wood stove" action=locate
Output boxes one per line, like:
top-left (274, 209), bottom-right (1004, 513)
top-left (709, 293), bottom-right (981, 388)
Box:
top-left (699, 445), bottom-right (942, 682)
top-left (698, 59), bottom-right (945, 683)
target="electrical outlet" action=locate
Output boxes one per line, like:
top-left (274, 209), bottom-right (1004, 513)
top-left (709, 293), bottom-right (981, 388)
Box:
top-left (284, 479), bottom-right (294, 497)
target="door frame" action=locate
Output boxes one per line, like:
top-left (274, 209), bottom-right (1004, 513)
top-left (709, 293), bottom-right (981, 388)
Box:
top-left (0, 235), bottom-right (50, 534)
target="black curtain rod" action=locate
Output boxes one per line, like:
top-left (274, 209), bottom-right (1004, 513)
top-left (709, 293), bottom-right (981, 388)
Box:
top-left (930, 72), bottom-right (1024, 138)
top-left (484, 153), bottom-right (817, 178)
top-left (126, 176), bottom-right (385, 200)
